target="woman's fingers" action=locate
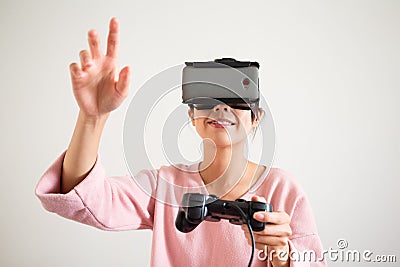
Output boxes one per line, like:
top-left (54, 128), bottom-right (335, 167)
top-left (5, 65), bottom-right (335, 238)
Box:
top-left (88, 29), bottom-right (102, 59)
top-left (251, 195), bottom-right (267, 203)
top-left (79, 50), bottom-right (93, 70)
top-left (243, 229), bottom-right (289, 247)
top-left (106, 17), bottom-right (119, 58)
top-left (86, 18), bottom-right (119, 59)
top-left (254, 211), bottom-right (290, 225)
top-left (115, 66), bottom-right (131, 98)
top-left (69, 62), bottom-right (83, 79)
top-left (241, 204), bottom-right (292, 249)
top-left (255, 236), bottom-right (289, 247)
top-left (242, 223), bottom-right (292, 237)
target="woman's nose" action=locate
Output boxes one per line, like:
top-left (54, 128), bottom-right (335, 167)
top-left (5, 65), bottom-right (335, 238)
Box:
top-left (213, 104), bottom-right (231, 112)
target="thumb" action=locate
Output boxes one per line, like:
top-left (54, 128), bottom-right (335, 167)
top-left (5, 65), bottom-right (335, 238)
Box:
top-left (251, 195), bottom-right (267, 203)
top-left (115, 66), bottom-right (131, 98)
top-left (251, 196), bottom-right (270, 222)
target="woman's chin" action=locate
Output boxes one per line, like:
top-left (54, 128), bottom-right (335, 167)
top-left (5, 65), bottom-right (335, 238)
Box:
top-left (206, 137), bottom-right (246, 148)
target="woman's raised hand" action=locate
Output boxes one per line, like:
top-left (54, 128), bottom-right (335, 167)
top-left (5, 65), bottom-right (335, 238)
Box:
top-left (69, 17), bottom-right (130, 119)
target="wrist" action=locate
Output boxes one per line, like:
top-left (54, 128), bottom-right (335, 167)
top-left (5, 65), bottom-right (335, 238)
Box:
top-left (78, 111), bottom-right (110, 127)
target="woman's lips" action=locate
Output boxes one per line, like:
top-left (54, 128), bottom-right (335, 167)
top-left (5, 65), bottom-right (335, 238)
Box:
top-left (207, 119), bottom-right (235, 128)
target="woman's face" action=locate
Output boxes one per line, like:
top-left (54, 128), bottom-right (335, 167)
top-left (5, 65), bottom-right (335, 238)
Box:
top-left (188, 103), bottom-right (259, 148)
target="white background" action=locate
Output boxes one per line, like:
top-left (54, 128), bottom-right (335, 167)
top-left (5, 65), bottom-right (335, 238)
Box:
top-left (0, 0), bottom-right (399, 266)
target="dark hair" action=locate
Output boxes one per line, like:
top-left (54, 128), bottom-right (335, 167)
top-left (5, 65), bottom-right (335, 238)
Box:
top-left (250, 101), bottom-right (260, 123)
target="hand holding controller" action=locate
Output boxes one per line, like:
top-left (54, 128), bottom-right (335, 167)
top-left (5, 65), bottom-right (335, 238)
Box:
top-left (175, 193), bottom-right (273, 233)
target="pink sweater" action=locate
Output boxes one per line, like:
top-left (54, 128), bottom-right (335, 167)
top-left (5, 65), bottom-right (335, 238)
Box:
top-left (35, 150), bottom-right (326, 267)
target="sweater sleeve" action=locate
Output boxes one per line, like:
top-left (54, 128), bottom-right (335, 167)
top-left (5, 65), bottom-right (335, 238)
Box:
top-left (35, 150), bottom-right (156, 231)
top-left (287, 196), bottom-right (326, 267)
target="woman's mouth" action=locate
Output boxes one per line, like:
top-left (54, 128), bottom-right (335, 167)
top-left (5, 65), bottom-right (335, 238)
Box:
top-left (207, 119), bottom-right (235, 128)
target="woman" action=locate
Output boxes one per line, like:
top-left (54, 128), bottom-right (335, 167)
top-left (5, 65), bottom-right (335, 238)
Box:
top-left (35, 18), bottom-right (325, 267)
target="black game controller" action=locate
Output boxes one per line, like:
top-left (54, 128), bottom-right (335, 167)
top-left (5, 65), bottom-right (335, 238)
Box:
top-left (175, 193), bottom-right (273, 233)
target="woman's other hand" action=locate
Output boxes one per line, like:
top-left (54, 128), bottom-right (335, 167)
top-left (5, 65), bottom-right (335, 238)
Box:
top-left (69, 17), bottom-right (130, 120)
top-left (242, 195), bottom-right (292, 267)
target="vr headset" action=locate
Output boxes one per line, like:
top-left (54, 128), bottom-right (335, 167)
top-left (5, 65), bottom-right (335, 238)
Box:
top-left (182, 58), bottom-right (260, 107)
